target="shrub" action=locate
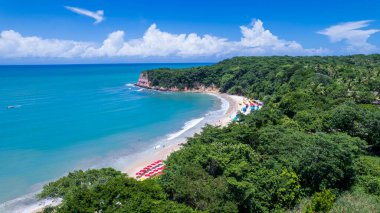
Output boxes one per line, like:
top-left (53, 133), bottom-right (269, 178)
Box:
top-left (311, 189), bottom-right (335, 212)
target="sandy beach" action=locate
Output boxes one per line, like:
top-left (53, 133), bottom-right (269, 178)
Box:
top-left (124, 92), bottom-right (245, 178)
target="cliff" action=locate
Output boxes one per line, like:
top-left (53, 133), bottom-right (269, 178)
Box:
top-left (136, 72), bottom-right (151, 88)
top-left (135, 72), bottom-right (219, 93)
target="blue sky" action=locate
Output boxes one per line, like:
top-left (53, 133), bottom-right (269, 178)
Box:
top-left (0, 0), bottom-right (379, 64)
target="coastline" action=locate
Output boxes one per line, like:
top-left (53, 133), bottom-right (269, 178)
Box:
top-left (124, 92), bottom-right (245, 178)
top-left (2, 91), bottom-right (245, 213)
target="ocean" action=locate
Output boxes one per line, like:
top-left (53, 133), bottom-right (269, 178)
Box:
top-left (0, 63), bottom-right (224, 210)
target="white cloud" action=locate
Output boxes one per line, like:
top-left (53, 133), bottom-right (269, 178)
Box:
top-left (0, 19), bottom-right (329, 61)
top-left (0, 30), bottom-right (91, 58)
top-left (84, 20), bottom-right (324, 58)
top-left (84, 24), bottom-right (229, 57)
top-left (240, 20), bottom-right (302, 50)
top-left (65, 6), bottom-right (104, 24)
top-left (236, 20), bottom-right (326, 55)
top-left (318, 20), bottom-right (379, 53)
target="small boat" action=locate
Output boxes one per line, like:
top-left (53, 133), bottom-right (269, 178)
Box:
top-left (7, 105), bottom-right (21, 109)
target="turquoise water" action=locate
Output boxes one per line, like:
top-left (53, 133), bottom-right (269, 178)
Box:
top-left (0, 63), bottom-right (218, 204)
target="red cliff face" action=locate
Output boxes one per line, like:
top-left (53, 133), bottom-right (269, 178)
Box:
top-left (136, 72), bottom-right (151, 88)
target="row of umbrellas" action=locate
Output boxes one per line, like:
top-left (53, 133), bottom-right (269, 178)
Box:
top-left (242, 99), bottom-right (263, 113)
top-left (136, 160), bottom-right (166, 179)
top-left (235, 99), bottom-right (264, 121)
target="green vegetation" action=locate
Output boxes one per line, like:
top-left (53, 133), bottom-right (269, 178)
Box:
top-left (39, 55), bottom-right (380, 212)
top-left (310, 189), bottom-right (336, 212)
top-left (38, 168), bottom-right (124, 199)
top-left (39, 169), bottom-right (195, 213)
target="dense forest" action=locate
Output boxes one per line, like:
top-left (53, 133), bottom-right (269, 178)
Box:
top-left (39, 55), bottom-right (380, 212)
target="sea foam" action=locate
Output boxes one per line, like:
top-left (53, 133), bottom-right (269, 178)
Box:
top-left (125, 83), bottom-right (135, 87)
top-left (166, 117), bottom-right (204, 140)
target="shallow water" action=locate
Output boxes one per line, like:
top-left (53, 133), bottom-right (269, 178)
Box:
top-left (0, 63), bottom-right (218, 204)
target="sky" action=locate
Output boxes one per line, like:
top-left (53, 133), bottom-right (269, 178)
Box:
top-left (0, 0), bottom-right (379, 64)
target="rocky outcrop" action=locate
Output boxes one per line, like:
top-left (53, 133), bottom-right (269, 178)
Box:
top-left (136, 72), bottom-right (151, 88)
top-left (135, 72), bottom-right (220, 93)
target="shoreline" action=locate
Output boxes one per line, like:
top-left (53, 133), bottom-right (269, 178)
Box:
top-left (2, 91), bottom-right (245, 213)
top-left (124, 92), bottom-right (245, 178)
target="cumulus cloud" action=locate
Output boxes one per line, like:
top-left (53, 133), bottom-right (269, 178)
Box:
top-left (84, 24), bottom-right (229, 57)
top-left (65, 6), bottom-right (104, 24)
top-left (235, 20), bottom-right (328, 55)
top-left (0, 30), bottom-right (91, 58)
top-left (0, 19), bottom-right (328, 60)
top-left (239, 20), bottom-right (302, 51)
top-left (318, 20), bottom-right (379, 53)
top-left (84, 21), bottom-right (325, 58)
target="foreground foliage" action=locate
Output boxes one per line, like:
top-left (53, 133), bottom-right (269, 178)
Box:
top-left (40, 55), bottom-right (380, 212)
top-left (39, 169), bottom-right (195, 213)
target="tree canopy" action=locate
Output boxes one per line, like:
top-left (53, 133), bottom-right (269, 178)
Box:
top-left (39, 55), bottom-right (380, 212)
